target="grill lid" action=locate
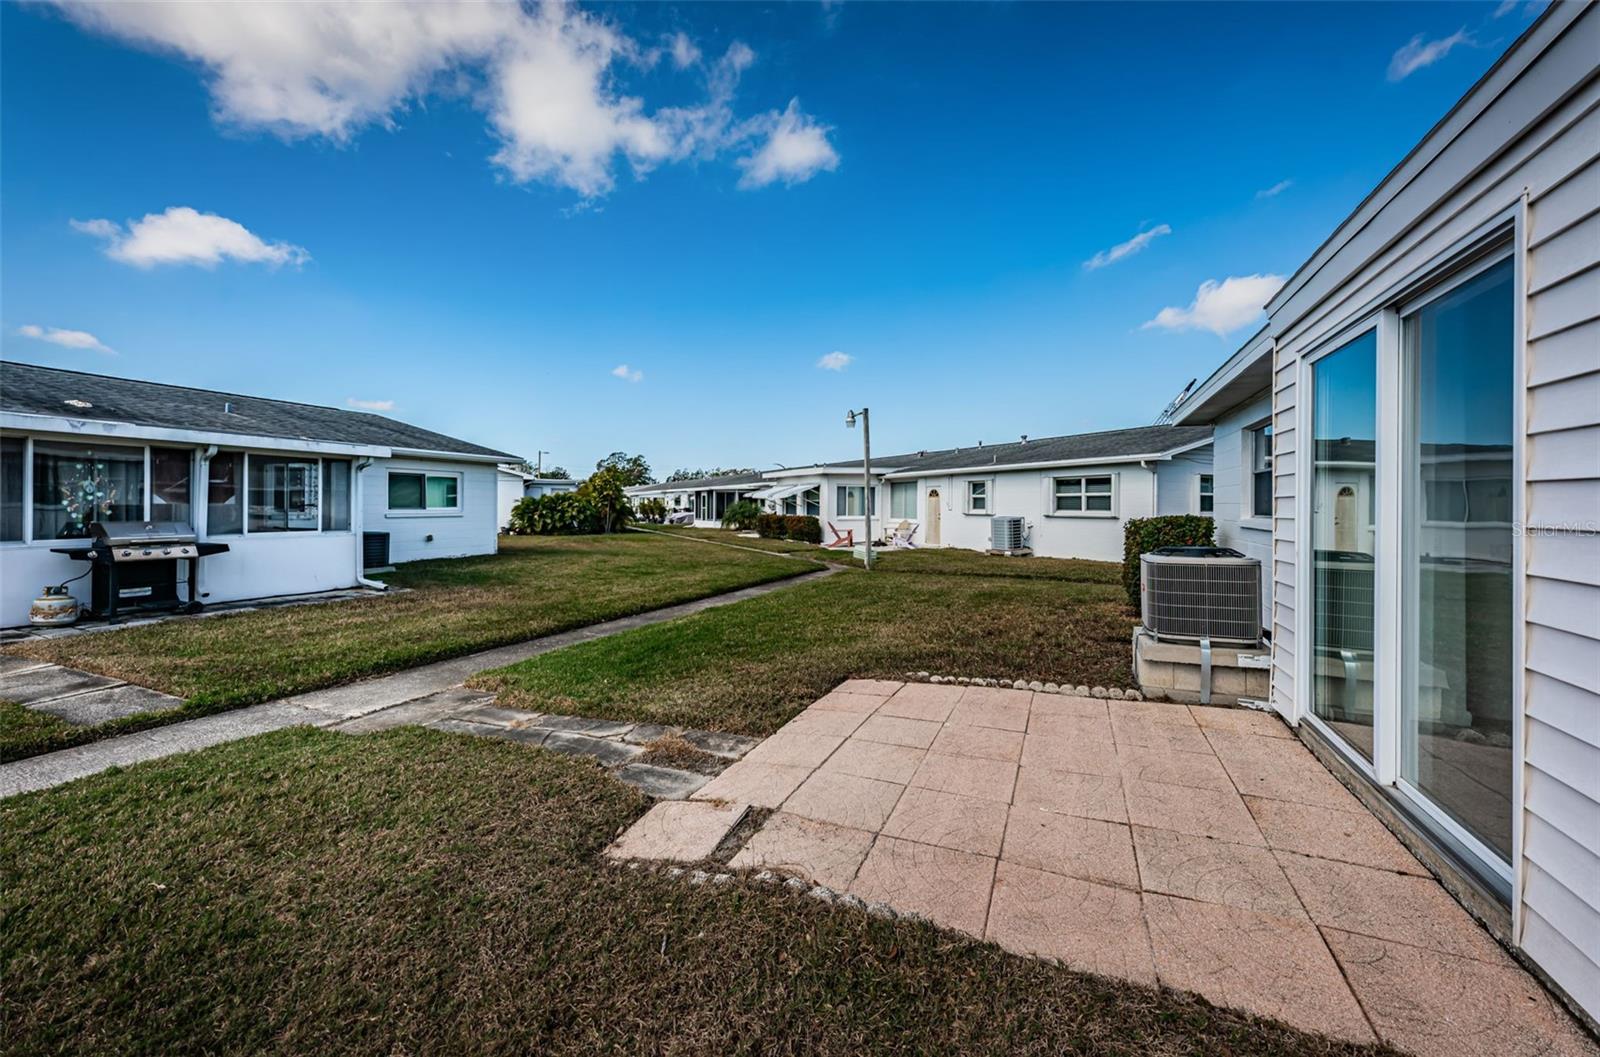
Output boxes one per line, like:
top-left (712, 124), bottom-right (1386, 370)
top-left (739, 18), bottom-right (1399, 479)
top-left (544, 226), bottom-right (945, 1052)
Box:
top-left (89, 520), bottom-right (198, 546)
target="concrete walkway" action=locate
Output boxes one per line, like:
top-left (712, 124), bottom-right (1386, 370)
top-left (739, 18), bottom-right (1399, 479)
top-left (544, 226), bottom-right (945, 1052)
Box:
top-left (0, 568), bottom-right (836, 798)
top-left (611, 680), bottom-right (1598, 1057)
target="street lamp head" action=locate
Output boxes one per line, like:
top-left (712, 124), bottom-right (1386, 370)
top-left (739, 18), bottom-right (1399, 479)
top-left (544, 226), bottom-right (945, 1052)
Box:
top-left (845, 410), bottom-right (857, 428)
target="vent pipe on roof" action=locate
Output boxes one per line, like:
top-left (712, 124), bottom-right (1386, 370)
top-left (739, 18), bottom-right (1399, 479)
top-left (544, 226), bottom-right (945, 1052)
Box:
top-left (1021, 435), bottom-right (1028, 444)
top-left (223, 401), bottom-right (237, 414)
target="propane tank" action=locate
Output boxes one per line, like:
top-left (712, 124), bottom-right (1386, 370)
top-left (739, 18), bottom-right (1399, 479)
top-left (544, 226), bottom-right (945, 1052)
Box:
top-left (28, 585), bottom-right (80, 627)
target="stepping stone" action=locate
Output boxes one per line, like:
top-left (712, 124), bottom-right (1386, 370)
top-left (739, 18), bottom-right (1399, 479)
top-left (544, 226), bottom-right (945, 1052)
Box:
top-left (0, 655), bottom-right (53, 677)
top-left (427, 718), bottom-right (513, 738)
top-left (526, 714), bottom-right (636, 738)
top-left (333, 688), bottom-right (495, 734)
top-left (29, 684), bottom-right (182, 726)
top-left (455, 704), bottom-right (544, 728)
top-left (614, 763), bottom-right (710, 800)
top-left (540, 732), bottom-right (643, 766)
top-left (622, 723), bottom-right (683, 745)
top-left (4, 666), bottom-right (122, 705)
top-left (606, 799), bottom-right (750, 861)
top-left (681, 729), bottom-right (762, 759)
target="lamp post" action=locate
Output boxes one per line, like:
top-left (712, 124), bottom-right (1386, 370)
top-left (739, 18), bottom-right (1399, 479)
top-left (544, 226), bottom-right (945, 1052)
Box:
top-left (535, 450), bottom-right (549, 476)
top-left (845, 407), bottom-right (873, 570)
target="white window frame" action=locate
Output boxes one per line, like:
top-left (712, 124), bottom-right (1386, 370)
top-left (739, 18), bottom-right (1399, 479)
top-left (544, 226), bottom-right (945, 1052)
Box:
top-left (964, 479), bottom-right (989, 515)
top-left (1048, 474), bottom-right (1117, 517)
top-left (888, 480), bottom-right (917, 520)
top-left (1249, 422), bottom-right (1274, 519)
top-left (834, 484), bottom-right (873, 519)
top-left (386, 468), bottom-right (464, 518)
top-left (1196, 473), bottom-right (1215, 515)
top-left (1292, 215), bottom-right (1522, 905)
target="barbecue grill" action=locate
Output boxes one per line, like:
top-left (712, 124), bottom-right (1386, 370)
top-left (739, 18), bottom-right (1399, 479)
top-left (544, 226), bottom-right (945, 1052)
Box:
top-left (52, 521), bottom-right (230, 620)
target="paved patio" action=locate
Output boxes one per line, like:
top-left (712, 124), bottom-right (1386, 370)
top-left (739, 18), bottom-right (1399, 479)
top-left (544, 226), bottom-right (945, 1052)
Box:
top-left (610, 679), bottom-right (1596, 1057)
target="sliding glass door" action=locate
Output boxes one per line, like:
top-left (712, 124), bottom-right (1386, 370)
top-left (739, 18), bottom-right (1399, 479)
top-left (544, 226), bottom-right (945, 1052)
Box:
top-left (1402, 257), bottom-right (1515, 864)
top-left (1310, 331), bottom-right (1378, 761)
top-left (1304, 251), bottom-right (1517, 888)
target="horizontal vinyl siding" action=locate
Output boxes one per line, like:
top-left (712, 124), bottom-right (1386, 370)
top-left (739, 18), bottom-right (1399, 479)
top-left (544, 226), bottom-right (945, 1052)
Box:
top-left (1264, 4), bottom-right (1599, 1019)
top-left (1520, 43), bottom-right (1599, 1022)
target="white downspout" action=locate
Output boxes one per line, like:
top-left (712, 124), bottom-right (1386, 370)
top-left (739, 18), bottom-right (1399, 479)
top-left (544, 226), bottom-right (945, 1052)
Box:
top-left (353, 457), bottom-right (388, 592)
top-left (1141, 459), bottom-right (1156, 513)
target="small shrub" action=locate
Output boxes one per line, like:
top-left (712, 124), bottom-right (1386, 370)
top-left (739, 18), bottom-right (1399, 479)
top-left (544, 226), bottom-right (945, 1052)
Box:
top-left (722, 499), bottom-right (762, 531)
top-left (635, 497), bottom-right (667, 523)
top-left (784, 515), bottom-right (821, 543)
top-left (1122, 514), bottom-right (1216, 607)
top-left (755, 513), bottom-right (785, 539)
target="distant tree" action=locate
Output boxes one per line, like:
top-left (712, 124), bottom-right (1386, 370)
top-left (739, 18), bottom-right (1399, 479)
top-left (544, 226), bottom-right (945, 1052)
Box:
top-left (534, 466), bottom-right (571, 480)
top-left (595, 452), bottom-right (653, 487)
top-left (665, 467), bottom-right (757, 483)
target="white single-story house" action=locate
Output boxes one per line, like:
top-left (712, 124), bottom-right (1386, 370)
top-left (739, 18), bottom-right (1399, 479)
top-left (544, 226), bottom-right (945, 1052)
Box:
top-left (639, 427), bottom-right (1212, 560)
top-left (0, 362), bottom-right (519, 627)
top-left (878, 426), bottom-right (1213, 561)
top-left (1169, 2), bottom-right (1597, 1025)
top-left (496, 467), bottom-right (577, 530)
top-left (626, 471), bottom-right (769, 526)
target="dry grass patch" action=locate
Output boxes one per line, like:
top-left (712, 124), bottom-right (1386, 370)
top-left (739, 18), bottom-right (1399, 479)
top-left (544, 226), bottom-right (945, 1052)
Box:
top-left (0, 534), bottom-right (805, 761)
top-left (475, 560), bottom-right (1137, 736)
top-left (0, 728), bottom-right (1391, 1057)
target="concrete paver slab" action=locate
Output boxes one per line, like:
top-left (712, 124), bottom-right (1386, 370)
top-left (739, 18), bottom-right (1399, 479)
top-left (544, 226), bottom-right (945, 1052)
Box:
top-left (947, 693), bottom-right (1030, 732)
top-left (1244, 795), bottom-right (1427, 875)
top-left (1028, 694), bottom-right (1107, 722)
top-left (1018, 732), bottom-right (1120, 777)
top-left (1276, 852), bottom-right (1507, 963)
top-left (784, 770), bottom-right (904, 831)
top-left (1188, 705), bottom-right (1296, 739)
top-left (614, 763), bottom-right (710, 800)
top-left (877, 682), bottom-right (963, 722)
top-left (807, 690), bottom-right (884, 714)
top-left (1001, 809), bottom-right (1138, 889)
top-left (1011, 766), bottom-right (1127, 823)
top-left (928, 724), bottom-right (1024, 762)
top-left (692, 760), bottom-right (812, 808)
top-left (1145, 895), bottom-right (1373, 1043)
top-left (882, 786), bottom-right (1009, 857)
top-left (1026, 712), bottom-right (1114, 743)
top-left (1108, 714), bottom-right (1215, 755)
top-left (1121, 778), bottom-right (1265, 846)
top-left (850, 835), bottom-right (996, 935)
top-left (780, 707), bottom-right (870, 738)
top-left (729, 812), bottom-right (875, 889)
top-left (1324, 928), bottom-right (1600, 1057)
top-left (1130, 826), bottom-right (1305, 920)
top-left (986, 861), bottom-right (1155, 985)
top-left (908, 752), bottom-right (1017, 803)
top-left (742, 731), bottom-right (845, 769)
top-left (541, 732), bottom-right (645, 766)
top-left (5, 666), bottom-right (122, 705)
top-left (1114, 743), bottom-right (1235, 792)
top-left (818, 738), bottom-right (925, 784)
top-left (605, 800), bottom-right (748, 862)
top-left (836, 679), bottom-right (902, 697)
top-left (853, 714), bottom-right (942, 749)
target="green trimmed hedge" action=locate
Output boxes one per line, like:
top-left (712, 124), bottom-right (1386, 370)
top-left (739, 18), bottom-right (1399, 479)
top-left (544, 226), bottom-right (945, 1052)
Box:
top-left (755, 513), bottom-right (821, 543)
top-left (1122, 514), bottom-right (1215, 607)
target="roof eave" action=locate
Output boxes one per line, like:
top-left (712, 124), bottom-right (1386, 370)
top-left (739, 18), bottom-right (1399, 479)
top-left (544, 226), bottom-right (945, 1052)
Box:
top-left (1, 411), bottom-right (391, 459)
top-left (883, 444), bottom-right (1211, 479)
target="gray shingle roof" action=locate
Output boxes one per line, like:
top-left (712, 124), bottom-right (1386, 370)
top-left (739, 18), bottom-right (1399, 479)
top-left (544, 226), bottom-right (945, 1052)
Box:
top-left (631, 471), bottom-right (769, 493)
top-left (0, 361), bottom-right (518, 460)
top-left (885, 425), bottom-right (1212, 475)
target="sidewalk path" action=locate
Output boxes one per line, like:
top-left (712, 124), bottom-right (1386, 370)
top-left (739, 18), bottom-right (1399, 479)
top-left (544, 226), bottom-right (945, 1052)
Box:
top-left (0, 567), bottom-right (838, 798)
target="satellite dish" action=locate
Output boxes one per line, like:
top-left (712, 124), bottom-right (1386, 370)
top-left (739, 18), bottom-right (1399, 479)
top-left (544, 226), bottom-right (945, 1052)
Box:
top-left (1155, 378), bottom-right (1197, 425)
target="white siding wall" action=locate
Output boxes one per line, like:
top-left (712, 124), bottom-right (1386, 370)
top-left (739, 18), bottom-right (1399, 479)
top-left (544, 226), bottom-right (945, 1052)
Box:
top-left (361, 458), bottom-right (500, 565)
top-left (1267, 7), bottom-right (1598, 1017)
top-left (907, 463), bottom-right (1162, 562)
top-left (496, 473), bottom-right (524, 532)
top-left (1155, 448), bottom-right (1214, 516)
top-left (1207, 394), bottom-right (1275, 623)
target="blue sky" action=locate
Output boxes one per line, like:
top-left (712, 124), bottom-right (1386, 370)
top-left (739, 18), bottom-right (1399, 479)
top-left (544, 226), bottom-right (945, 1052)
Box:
top-left (1, 1), bottom-right (1541, 477)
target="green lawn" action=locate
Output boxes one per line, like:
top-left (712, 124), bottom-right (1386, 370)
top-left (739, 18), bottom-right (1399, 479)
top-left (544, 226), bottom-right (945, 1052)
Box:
top-left (0, 534), bottom-right (806, 761)
top-left (0, 727), bottom-right (1384, 1057)
top-left (474, 551), bottom-right (1137, 736)
top-left (640, 523), bottom-right (839, 556)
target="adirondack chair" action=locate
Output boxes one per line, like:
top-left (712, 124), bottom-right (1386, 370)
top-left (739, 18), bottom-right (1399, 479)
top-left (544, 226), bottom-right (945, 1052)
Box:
top-left (890, 521), bottom-right (919, 548)
top-left (825, 522), bottom-right (855, 548)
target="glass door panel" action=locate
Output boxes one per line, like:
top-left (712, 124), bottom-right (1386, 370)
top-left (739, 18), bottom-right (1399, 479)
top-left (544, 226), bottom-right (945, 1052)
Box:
top-left (1403, 258), bottom-right (1515, 864)
top-left (1310, 330), bottom-right (1379, 761)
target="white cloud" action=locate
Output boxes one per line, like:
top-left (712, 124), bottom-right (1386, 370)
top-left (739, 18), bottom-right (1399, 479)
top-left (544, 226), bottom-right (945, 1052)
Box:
top-left (1083, 224), bottom-right (1171, 271)
top-left (1255, 179), bottom-right (1293, 200)
top-left (668, 31), bottom-right (700, 69)
top-left (1143, 274), bottom-right (1286, 337)
top-left (346, 398), bottom-right (395, 411)
top-left (1493, 1), bottom-right (1517, 17)
top-left (1387, 29), bottom-right (1473, 82)
top-left (611, 364), bottom-right (643, 383)
top-left (817, 351), bottom-right (851, 371)
top-left (736, 99), bottom-right (839, 189)
top-left (72, 207), bottom-right (309, 269)
top-left (51, 1), bottom-right (835, 198)
top-left (17, 324), bottom-right (115, 354)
